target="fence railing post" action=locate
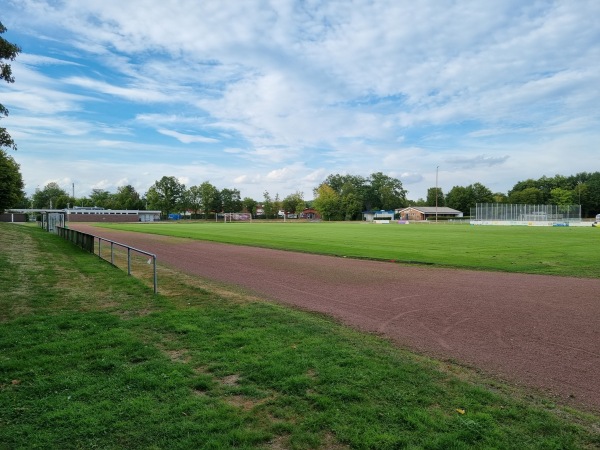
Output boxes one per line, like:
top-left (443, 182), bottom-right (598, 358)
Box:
top-left (55, 226), bottom-right (157, 294)
top-left (153, 256), bottom-right (158, 294)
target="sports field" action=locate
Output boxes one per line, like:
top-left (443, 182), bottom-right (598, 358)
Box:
top-left (101, 221), bottom-right (599, 278)
top-left (3, 222), bottom-right (600, 448)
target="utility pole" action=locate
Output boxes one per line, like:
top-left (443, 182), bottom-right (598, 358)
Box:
top-left (435, 166), bottom-right (439, 223)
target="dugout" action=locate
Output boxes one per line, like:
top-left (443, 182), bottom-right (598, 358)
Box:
top-left (0, 213), bottom-right (27, 223)
top-left (40, 211), bottom-right (66, 232)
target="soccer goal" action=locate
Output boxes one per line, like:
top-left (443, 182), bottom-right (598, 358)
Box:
top-left (220, 212), bottom-right (253, 223)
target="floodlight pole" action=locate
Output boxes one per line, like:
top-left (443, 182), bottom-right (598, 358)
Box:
top-left (435, 166), bottom-right (439, 223)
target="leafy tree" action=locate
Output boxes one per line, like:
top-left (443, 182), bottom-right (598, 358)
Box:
top-left (32, 182), bottom-right (68, 209)
top-left (321, 174), bottom-right (367, 219)
top-left (470, 182), bottom-right (494, 204)
top-left (549, 188), bottom-right (574, 206)
top-left (509, 187), bottom-right (543, 205)
top-left (179, 189), bottom-right (191, 218)
top-left (199, 181), bottom-right (218, 219)
top-left (536, 175), bottom-right (570, 203)
top-left (409, 198), bottom-right (427, 206)
top-left (89, 189), bottom-right (114, 208)
top-left (113, 185), bottom-right (143, 210)
top-left (187, 185), bottom-right (203, 218)
top-left (242, 197), bottom-right (257, 215)
top-left (446, 182), bottom-right (493, 214)
top-left (445, 186), bottom-right (472, 214)
top-left (339, 181), bottom-right (365, 220)
top-left (262, 191), bottom-right (274, 218)
top-left (273, 193), bottom-right (282, 217)
top-left (74, 196), bottom-right (94, 208)
top-left (508, 179), bottom-right (539, 199)
top-left (0, 149), bottom-right (24, 212)
top-left (426, 187), bottom-right (445, 207)
top-left (318, 172), bottom-right (407, 218)
top-left (55, 194), bottom-right (72, 209)
top-left (493, 192), bottom-right (508, 203)
top-left (146, 176), bottom-right (185, 218)
top-left (341, 191), bottom-right (363, 220)
top-left (1, 22), bottom-right (20, 152)
top-left (585, 172), bottom-right (600, 216)
top-left (221, 188), bottom-right (242, 212)
top-left (508, 175), bottom-right (574, 205)
top-left (366, 172), bottom-right (407, 210)
top-left (282, 191), bottom-right (305, 215)
top-left (323, 174), bottom-right (367, 196)
top-left (313, 183), bottom-right (341, 220)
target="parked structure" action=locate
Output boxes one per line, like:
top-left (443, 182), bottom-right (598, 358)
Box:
top-left (6, 208), bottom-right (162, 223)
top-left (0, 213), bottom-right (28, 222)
top-left (396, 206), bottom-right (463, 221)
top-left (362, 210), bottom-right (395, 222)
top-left (67, 208), bottom-right (161, 222)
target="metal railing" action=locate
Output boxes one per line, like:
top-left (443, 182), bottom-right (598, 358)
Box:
top-left (56, 226), bottom-right (157, 294)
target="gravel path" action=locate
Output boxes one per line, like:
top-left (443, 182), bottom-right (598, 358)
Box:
top-left (71, 224), bottom-right (600, 412)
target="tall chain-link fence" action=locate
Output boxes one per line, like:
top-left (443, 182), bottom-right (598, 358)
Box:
top-left (471, 203), bottom-right (581, 225)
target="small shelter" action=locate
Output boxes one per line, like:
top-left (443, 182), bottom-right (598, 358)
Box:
top-left (67, 208), bottom-right (161, 222)
top-left (396, 206), bottom-right (463, 221)
top-left (362, 210), bottom-right (395, 222)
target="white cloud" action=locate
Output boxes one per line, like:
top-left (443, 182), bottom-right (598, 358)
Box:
top-left (3, 0), bottom-right (598, 201)
top-left (157, 129), bottom-right (219, 144)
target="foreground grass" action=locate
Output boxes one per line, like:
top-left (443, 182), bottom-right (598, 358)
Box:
top-left (100, 221), bottom-right (600, 278)
top-left (1, 223), bottom-right (599, 449)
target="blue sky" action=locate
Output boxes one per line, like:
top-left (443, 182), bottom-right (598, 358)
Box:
top-left (2, 0), bottom-right (599, 202)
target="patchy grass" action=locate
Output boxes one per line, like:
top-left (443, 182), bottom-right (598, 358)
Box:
top-left (1, 223), bottom-right (599, 449)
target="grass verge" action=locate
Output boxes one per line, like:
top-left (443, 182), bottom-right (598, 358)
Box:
top-left (1, 223), bottom-right (599, 449)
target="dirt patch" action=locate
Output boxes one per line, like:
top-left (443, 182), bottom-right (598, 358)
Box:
top-left (220, 374), bottom-right (241, 386)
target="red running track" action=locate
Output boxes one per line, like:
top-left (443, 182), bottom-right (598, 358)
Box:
top-left (71, 224), bottom-right (600, 412)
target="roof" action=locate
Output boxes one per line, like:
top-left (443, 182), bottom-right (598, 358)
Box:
top-left (395, 206), bottom-right (462, 214)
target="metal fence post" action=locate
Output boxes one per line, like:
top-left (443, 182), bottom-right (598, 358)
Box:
top-left (153, 256), bottom-right (158, 294)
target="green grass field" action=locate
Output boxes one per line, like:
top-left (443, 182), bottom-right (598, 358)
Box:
top-left (100, 221), bottom-right (600, 278)
top-left (1, 223), bottom-right (599, 449)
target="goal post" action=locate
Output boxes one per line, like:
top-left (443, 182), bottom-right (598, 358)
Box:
top-left (220, 212), bottom-right (253, 223)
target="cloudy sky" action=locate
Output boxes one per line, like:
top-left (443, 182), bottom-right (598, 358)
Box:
top-left (2, 0), bottom-right (599, 202)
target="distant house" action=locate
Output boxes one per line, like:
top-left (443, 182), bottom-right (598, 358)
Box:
top-left (395, 206), bottom-right (463, 221)
top-left (362, 210), bottom-right (395, 222)
top-left (299, 208), bottom-right (321, 220)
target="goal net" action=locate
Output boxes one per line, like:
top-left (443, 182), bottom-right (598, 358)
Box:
top-left (219, 213), bottom-right (253, 222)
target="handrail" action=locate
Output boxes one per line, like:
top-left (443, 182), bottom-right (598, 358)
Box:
top-left (56, 226), bottom-right (157, 294)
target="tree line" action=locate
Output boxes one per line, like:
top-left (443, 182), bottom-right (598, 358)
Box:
top-left (20, 178), bottom-right (304, 220)
top-left (4, 170), bottom-right (600, 220)
top-left (419, 173), bottom-right (600, 218)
